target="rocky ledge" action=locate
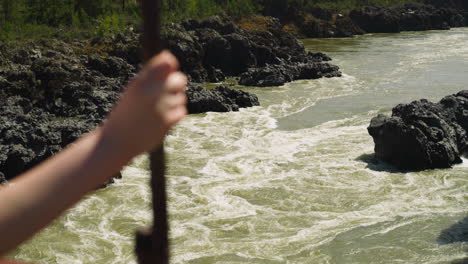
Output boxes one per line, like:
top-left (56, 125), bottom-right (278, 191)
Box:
top-left (291, 0), bottom-right (468, 38)
top-left (368, 91), bottom-right (468, 170)
top-left (350, 2), bottom-right (466, 34)
top-left (94, 15), bottom-right (341, 87)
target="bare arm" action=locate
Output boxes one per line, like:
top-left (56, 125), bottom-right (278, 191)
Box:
top-left (0, 51), bottom-right (187, 255)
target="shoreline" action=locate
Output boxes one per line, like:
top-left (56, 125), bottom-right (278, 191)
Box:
top-left (0, 15), bottom-right (339, 183)
top-left (264, 1), bottom-right (468, 38)
top-left (1, 0), bottom-right (467, 183)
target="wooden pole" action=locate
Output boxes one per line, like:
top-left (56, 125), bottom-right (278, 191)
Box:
top-left (135, 1), bottom-right (169, 264)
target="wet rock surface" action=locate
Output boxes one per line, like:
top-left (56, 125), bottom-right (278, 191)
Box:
top-left (368, 91), bottom-right (468, 170)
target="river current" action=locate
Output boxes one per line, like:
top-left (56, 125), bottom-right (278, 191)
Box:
top-left (12, 28), bottom-right (468, 263)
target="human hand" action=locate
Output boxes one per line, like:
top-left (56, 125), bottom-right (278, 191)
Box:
top-left (101, 51), bottom-right (187, 161)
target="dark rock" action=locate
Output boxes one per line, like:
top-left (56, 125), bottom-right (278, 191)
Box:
top-left (175, 15), bottom-right (340, 85)
top-left (100, 172), bottom-right (123, 189)
top-left (309, 6), bottom-right (333, 21)
top-left (350, 6), bottom-right (401, 33)
top-left (0, 39), bottom-right (127, 181)
top-left (90, 15), bottom-right (340, 86)
top-left (163, 23), bottom-right (207, 83)
top-left (239, 65), bottom-right (292, 87)
top-left (239, 62), bottom-right (341, 87)
top-left (368, 91), bottom-right (468, 170)
top-left (334, 16), bottom-right (366, 37)
top-left (199, 16), bottom-right (238, 35)
top-left (300, 19), bottom-right (323, 37)
top-left (187, 85), bottom-right (259, 114)
top-left (350, 3), bottom-right (467, 34)
top-left (87, 56), bottom-right (135, 78)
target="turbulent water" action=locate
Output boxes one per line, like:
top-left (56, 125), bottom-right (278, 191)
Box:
top-left (12, 28), bottom-right (468, 263)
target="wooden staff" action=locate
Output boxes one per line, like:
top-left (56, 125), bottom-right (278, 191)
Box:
top-left (135, 0), bottom-right (169, 264)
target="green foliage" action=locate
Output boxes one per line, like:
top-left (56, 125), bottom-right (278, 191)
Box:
top-left (162, 0), bottom-right (220, 22)
top-left (224, 0), bottom-right (259, 18)
top-left (0, 0), bottom-right (422, 41)
top-left (96, 14), bottom-right (125, 37)
top-left (1, 0), bottom-right (19, 22)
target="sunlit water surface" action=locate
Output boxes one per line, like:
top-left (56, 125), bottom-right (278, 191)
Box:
top-left (12, 28), bottom-right (468, 263)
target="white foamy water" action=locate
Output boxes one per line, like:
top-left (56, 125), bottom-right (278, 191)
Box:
top-left (12, 28), bottom-right (468, 263)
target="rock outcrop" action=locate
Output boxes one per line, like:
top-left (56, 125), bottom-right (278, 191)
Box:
top-left (239, 52), bottom-right (340, 87)
top-left (290, 2), bottom-right (467, 38)
top-left (350, 3), bottom-right (466, 33)
top-left (187, 85), bottom-right (259, 114)
top-left (0, 34), bottom-right (261, 182)
top-left (93, 16), bottom-right (341, 87)
top-left (368, 91), bottom-right (468, 170)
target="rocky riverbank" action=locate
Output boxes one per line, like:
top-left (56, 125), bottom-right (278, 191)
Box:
top-left (279, 0), bottom-right (468, 38)
top-left (368, 91), bottom-right (468, 170)
top-left (92, 15), bottom-right (341, 87)
top-left (0, 15), bottom-right (339, 183)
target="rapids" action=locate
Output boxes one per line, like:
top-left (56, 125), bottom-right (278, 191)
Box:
top-left (11, 28), bottom-right (468, 263)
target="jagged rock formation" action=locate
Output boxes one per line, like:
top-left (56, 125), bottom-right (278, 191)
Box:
top-left (290, 2), bottom-right (467, 38)
top-left (93, 16), bottom-right (341, 87)
top-left (180, 16), bottom-right (341, 87)
top-left (239, 52), bottom-right (339, 87)
top-left (350, 3), bottom-right (466, 33)
top-left (368, 91), bottom-right (468, 170)
top-left (187, 85), bottom-right (259, 114)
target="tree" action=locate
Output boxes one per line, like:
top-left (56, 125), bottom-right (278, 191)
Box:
top-left (1, 0), bottom-right (17, 22)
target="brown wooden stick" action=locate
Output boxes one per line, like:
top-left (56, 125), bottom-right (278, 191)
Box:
top-left (136, 1), bottom-right (169, 264)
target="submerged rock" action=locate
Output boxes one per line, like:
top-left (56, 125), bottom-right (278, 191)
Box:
top-left (368, 91), bottom-right (468, 170)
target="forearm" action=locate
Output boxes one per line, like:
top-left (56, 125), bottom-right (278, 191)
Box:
top-left (0, 127), bottom-right (131, 255)
top-left (0, 51), bottom-right (186, 256)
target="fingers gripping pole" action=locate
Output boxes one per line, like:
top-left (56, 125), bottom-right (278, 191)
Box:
top-left (136, 1), bottom-right (169, 264)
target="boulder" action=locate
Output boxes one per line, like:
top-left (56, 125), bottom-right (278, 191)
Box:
top-left (368, 91), bottom-right (468, 170)
top-left (239, 61), bottom-right (341, 87)
top-left (187, 85), bottom-right (259, 114)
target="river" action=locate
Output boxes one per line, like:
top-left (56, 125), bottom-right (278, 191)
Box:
top-left (11, 28), bottom-right (468, 263)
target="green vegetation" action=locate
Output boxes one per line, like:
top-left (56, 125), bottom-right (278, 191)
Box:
top-left (0, 0), bottom-right (420, 41)
top-left (0, 0), bottom-right (141, 41)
